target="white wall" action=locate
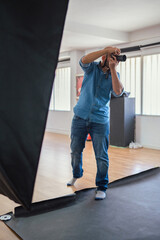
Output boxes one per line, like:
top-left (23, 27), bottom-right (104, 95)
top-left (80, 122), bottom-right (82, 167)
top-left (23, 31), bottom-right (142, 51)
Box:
top-left (46, 111), bottom-right (72, 135)
top-left (135, 115), bottom-right (160, 149)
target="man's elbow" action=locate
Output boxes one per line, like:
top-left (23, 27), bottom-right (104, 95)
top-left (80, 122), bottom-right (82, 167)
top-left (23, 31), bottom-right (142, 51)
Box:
top-left (81, 56), bottom-right (87, 64)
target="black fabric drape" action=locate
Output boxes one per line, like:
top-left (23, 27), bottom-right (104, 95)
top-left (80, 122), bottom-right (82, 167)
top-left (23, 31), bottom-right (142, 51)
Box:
top-left (0, 0), bottom-right (69, 209)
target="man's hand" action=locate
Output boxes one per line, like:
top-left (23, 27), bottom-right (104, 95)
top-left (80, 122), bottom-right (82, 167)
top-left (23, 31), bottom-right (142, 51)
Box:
top-left (104, 46), bottom-right (121, 55)
top-left (109, 55), bottom-right (119, 70)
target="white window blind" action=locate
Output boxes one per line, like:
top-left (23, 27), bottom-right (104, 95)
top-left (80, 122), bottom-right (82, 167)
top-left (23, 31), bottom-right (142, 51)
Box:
top-left (117, 57), bottom-right (141, 114)
top-left (49, 67), bottom-right (71, 111)
top-left (143, 54), bottom-right (160, 115)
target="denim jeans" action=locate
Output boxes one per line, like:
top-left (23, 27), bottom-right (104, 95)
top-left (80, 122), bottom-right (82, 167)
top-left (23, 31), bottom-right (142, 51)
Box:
top-left (70, 115), bottom-right (109, 190)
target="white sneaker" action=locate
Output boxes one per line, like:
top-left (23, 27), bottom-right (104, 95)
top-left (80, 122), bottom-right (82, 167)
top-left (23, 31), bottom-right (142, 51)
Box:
top-left (95, 190), bottom-right (106, 200)
top-left (67, 178), bottom-right (77, 186)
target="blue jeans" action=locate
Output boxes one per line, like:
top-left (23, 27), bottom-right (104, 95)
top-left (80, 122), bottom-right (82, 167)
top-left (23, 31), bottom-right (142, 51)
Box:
top-left (70, 115), bottom-right (110, 190)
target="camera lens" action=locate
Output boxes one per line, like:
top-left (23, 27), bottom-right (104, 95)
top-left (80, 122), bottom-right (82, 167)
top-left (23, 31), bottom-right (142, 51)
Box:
top-left (116, 55), bottom-right (126, 62)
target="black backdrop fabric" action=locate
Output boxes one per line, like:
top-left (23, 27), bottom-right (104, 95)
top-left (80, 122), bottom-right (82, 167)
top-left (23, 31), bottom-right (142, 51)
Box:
top-left (0, 0), bottom-right (69, 209)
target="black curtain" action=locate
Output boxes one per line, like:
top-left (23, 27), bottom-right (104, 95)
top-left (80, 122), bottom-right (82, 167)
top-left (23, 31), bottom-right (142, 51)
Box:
top-left (0, 0), bottom-right (69, 209)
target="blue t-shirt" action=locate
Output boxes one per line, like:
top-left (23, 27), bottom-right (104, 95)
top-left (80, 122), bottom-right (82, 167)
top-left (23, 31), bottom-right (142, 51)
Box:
top-left (74, 58), bottom-right (123, 124)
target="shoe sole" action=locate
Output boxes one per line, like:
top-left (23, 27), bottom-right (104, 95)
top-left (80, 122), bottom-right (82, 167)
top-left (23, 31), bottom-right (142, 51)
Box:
top-left (95, 197), bottom-right (106, 200)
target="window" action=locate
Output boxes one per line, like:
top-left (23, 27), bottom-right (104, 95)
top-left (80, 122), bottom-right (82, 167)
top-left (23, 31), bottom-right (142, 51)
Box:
top-left (49, 67), bottom-right (71, 111)
top-left (117, 57), bottom-right (141, 114)
top-left (143, 54), bottom-right (160, 115)
top-left (117, 53), bottom-right (160, 116)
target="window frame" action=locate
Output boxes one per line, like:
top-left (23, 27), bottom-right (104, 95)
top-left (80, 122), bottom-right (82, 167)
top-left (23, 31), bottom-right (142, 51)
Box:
top-left (49, 60), bottom-right (71, 112)
top-left (117, 49), bottom-right (160, 116)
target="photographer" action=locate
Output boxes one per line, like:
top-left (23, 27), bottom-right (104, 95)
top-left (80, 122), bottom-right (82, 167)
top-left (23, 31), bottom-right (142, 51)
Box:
top-left (67, 46), bottom-right (124, 200)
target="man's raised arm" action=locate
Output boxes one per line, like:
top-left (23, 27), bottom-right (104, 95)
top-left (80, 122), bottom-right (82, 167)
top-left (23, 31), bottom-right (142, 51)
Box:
top-left (81, 46), bottom-right (121, 64)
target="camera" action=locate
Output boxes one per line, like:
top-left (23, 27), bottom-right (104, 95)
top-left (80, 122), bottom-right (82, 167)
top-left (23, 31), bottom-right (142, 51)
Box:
top-left (111, 54), bottom-right (127, 62)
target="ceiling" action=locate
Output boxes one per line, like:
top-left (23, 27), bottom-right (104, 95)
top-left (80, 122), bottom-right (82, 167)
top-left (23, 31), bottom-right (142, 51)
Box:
top-left (60, 0), bottom-right (160, 52)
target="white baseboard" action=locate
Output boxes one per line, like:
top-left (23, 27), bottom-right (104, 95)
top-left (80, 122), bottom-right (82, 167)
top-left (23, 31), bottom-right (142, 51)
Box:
top-left (141, 144), bottom-right (160, 150)
top-left (45, 128), bottom-right (70, 136)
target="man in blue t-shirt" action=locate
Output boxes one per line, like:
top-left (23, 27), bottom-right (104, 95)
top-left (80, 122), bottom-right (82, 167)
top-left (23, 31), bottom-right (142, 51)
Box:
top-left (67, 46), bottom-right (124, 200)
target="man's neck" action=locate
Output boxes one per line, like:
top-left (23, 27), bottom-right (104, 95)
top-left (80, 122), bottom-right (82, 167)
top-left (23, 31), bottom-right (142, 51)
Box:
top-left (101, 63), bottom-right (110, 73)
top-left (100, 61), bottom-right (109, 72)
top-left (102, 67), bottom-right (109, 73)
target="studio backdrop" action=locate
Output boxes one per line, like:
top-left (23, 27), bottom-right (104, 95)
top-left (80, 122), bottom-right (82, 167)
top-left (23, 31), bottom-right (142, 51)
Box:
top-left (0, 0), bottom-right (69, 209)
